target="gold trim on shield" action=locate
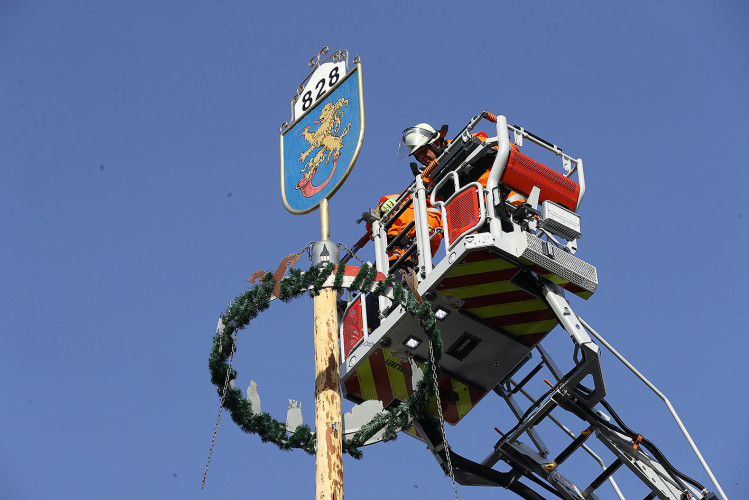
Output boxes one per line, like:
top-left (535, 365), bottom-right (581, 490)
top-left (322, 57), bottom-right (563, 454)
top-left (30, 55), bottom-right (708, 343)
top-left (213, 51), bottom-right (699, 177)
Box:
top-left (280, 63), bottom-right (365, 215)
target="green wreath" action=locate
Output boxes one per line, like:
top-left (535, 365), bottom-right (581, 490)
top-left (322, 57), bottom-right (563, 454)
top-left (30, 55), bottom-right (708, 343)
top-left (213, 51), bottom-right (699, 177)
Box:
top-left (208, 262), bottom-right (445, 459)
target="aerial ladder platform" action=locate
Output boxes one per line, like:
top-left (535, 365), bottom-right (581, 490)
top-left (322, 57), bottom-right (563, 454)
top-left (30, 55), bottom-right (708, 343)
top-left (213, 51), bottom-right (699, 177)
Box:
top-left (336, 112), bottom-right (725, 499)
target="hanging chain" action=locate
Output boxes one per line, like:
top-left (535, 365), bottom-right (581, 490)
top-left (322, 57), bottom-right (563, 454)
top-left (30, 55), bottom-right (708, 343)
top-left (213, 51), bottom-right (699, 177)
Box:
top-left (300, 241), bottom-right (316, 261)
top-left (204, 242), bottom-right (313, 486)
top-left (429, 339), bottom-right (460, 499)
top-left (338, 242), bottom-right (366, 265)
top-left (202, 325), bottom-right (239, 489)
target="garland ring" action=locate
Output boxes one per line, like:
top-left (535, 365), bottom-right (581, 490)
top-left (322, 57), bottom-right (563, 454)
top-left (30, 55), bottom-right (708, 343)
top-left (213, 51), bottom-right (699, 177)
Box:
top-left (208, 262), bottom-right (446, 459)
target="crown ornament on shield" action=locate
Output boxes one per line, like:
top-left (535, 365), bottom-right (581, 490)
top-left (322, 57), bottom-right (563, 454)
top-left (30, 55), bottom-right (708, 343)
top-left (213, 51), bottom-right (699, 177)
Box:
top-left (281, 46), bottom-right (361, 132)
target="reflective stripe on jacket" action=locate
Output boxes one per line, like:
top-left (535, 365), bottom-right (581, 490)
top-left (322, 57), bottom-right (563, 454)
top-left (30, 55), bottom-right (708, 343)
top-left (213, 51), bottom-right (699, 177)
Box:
top-left (371, 194), bottom-right (443, 262)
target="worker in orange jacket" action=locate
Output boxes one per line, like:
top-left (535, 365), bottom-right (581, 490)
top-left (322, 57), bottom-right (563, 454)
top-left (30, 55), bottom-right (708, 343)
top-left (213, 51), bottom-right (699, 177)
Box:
top-left (374, 123), bottom-right (527, 268)
top-left (373, 192), bottom-right (443, 266)
top-left (367, 123), bottom-right (447, 269)
top-left (399, 124), bottom-right (526, 204)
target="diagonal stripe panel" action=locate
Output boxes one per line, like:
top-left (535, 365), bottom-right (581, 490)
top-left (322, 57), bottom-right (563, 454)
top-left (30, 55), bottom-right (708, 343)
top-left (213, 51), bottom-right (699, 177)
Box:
top-left (438, 281), bottom-right (521, 299)
top-left (445, 257), bottom-right (518, 278)
top-left (469, 298), bottom-right (549, 319)
top-left (383, 350), bottom-right (410, 401)
top-left (343, 372), bottom-right (362, 401)
top-left (459, 289), bottom-right (538, 309)
top-left (355, 359), bottom-right (379, 402)
top-left (367, 349), bottom-right (397, 404)
top-left (436, 377), bottom-right (460, 424)
top-left (435, 248), bottom-right (561, 344)
top-left (438, 267), bottom-right (520, 290)
top-left (458, 248), bottom-right (497, 264)
top-left (535, 270), bottom-right (592, 299)
top-left (344, 356), bottom-right (487, 425)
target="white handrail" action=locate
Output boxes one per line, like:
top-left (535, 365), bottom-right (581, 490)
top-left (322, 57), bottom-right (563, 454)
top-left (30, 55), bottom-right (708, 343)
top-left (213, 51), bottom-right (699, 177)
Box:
top-left (577, 316), bottom-right (728, 500)
top-left (485, 115), bottom-right (510, 237)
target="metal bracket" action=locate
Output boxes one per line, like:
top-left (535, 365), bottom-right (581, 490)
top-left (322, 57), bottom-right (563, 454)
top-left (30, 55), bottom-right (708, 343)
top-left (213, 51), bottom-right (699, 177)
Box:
top-left (513, 127), bottom-right (524, 147)
top-left (562, 156), bottom-right (572, 174)
top-left (356, 209), bottom-right (379, 224)
top-left (460, 128), bottom-right (473, 143)
top-left (542, 281), bottom-right (606, 406)
top-left (527, 185), bottom-right (541, 209)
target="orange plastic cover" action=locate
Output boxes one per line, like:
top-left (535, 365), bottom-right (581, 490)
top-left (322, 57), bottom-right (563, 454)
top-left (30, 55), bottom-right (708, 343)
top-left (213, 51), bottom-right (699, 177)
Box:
top-left (445, 185), bottom-right (481, 244)
top-left (342, 296), bottom-right (364, 358)
top-left (502, 149), bottom-right (580, 210)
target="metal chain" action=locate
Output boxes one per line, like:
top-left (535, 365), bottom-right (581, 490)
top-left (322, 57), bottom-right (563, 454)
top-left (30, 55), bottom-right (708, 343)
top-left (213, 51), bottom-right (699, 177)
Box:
top-left (300, 241), bottom-right (316, 261)
top-left (338, 242), bottom-right (366, 265)
top-left (202, 326), bottom-right (239, 489)
top-left (204, 241), bottom-right (311, 486)
top-left (429, 339), bottom-right (460, 499)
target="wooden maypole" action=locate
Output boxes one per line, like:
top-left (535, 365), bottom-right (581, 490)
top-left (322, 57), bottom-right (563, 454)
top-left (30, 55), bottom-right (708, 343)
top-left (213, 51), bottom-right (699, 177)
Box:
top-left (313, 199), bottom-right (343, 499)
top-left (280, 46), bottom-right (364, 499)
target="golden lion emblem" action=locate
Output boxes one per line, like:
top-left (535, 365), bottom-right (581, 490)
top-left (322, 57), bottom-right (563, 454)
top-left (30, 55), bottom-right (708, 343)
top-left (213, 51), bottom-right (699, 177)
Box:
top-left (298, 97), bottom-right (352, 180)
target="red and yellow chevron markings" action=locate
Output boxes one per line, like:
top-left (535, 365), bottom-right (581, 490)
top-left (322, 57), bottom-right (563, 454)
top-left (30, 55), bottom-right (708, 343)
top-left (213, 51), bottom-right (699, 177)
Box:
top-left (435, 249), bottom-right (558, 345)
top-left (342, 348), bottom-right (485, 425)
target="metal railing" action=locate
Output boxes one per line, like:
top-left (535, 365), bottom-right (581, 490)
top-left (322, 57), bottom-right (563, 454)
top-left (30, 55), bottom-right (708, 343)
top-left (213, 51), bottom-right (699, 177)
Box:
top-left (578, 316), bottom-right (728, 500)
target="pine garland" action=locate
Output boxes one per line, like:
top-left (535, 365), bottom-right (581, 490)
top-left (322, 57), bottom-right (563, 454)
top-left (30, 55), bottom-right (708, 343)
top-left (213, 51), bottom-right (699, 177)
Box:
top-left (208, 263), bottom-right (445, 459)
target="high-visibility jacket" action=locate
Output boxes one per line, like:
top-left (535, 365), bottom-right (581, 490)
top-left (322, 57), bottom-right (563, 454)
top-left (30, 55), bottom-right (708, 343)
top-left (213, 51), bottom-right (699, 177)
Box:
top-left (370, 133), bottom-right (525, 264)
top-left (369, 194), bottom-right (443, 263)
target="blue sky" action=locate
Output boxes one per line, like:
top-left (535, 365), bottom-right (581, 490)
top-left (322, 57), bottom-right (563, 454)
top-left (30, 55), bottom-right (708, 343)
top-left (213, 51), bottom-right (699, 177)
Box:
top-left (1, 1), bottom-right (746, 499)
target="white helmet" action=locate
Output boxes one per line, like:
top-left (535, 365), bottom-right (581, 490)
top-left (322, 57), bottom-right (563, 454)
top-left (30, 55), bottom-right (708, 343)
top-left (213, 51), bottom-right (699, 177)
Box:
top-left (397, 123), bottom-right (439, 159)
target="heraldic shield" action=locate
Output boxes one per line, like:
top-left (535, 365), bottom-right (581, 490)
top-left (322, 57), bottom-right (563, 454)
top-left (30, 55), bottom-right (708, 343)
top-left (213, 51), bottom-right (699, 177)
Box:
top-left (281, 64), bottom-right (364, 214)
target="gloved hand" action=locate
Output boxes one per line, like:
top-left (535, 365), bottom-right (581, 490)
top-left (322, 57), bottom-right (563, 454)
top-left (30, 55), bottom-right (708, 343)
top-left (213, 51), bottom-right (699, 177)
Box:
top-left (378, 198), bottom-right (396, 214)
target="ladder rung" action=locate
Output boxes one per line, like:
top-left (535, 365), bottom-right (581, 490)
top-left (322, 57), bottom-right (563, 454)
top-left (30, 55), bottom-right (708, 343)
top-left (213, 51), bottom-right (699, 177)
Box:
top-left (583, 458), bottom-right (623, 497)
top-left (545, 427), bottom-right (593, 470)
top-left (510, 362), bottom-right (545, 395)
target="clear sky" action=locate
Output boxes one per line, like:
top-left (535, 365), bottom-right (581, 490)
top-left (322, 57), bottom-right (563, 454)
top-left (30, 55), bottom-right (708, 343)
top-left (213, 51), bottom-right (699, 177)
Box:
top-left (1, 1), bottom-right (747, 499)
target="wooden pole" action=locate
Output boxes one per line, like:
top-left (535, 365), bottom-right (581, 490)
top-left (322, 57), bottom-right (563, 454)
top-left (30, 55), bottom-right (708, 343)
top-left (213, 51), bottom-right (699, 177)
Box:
top-left (314, 198), bottom-right (343, 500)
